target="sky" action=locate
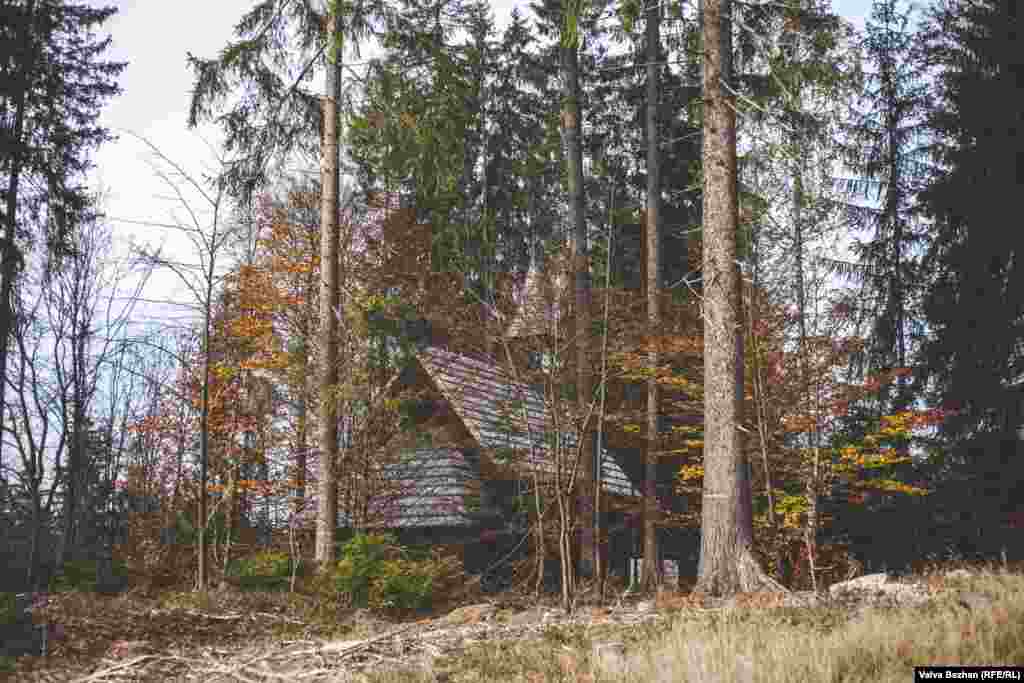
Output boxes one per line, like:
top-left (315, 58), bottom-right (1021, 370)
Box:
top-left (87, 0), bottom-right (877, 338)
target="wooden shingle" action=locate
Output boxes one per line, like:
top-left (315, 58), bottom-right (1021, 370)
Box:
top-left (416, 346), bottom-right (637, 496)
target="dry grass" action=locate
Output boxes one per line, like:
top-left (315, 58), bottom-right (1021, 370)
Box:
top-left (4, 558), bottom-right (1023, 682)
top-left (353, 559), bottom-right (1024, 683)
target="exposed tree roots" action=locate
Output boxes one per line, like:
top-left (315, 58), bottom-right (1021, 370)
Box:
top-left (695, 546), bottom-right (790, 597)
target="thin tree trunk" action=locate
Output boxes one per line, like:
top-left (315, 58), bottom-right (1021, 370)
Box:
top-left (641, 0), bottom-right (663, 593)
top-left (534, 471), bottom-right (545, 597)
top-left (198, 282), bottom-right (213, 590)
top-left (315, 8), bottom-right (342, 570)
top-left (747, 203), bottom-right (782, 577)
top-left (694, 0), bottom-right (783, 597)
top-left (558, 470), bottom-right (574, 610)
top-left (29, 499), bottom-right (41, 591)
top-left (60, 305), bottom-right (89, 566)
top-left (293, 267), bottom-right (316, 520)
top-left (595, 182), bottom-right (614, 601)
top-left (294, 377), bottom-right (308, 518)
top-left (561, 25), bottom-right (595, 581)
top-left (888, 113), bottom-right (909, 414)
top-left (747, 164), bottom-right (775, 530)
top-left (791, 111), bottom-right (823, 591)
top-left (0, 0), bottom-right (37, 474)
top-left (220, 461), bottom-right (239, 588)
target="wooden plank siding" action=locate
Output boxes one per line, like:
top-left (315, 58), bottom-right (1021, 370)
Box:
top-left (363, 447), bottom-right (481, 528)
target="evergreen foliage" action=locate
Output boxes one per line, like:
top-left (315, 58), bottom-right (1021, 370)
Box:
top-left (916, 0), bottom-right (1024, 559)
top-left (839, 0), bottom-right (932, 415)
top-left (186, 0), bottom-right (383, 205)
top-left (0, 0), bottom-right (125, 460)
top-left (0, 0), bottom-right (125, 264)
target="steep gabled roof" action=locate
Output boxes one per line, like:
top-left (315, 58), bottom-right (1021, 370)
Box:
top-left (340, 346), bottom-right (639, 531)
top-left (415, 346), bottom-right (637, 496)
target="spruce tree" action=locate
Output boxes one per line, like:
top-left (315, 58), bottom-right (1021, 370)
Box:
top-left (0, 0), bottom-right (125, 468)
top-left (918, 0), bottom-right (1024, 561)
top-left (840, 0), bottom-right (931, 414)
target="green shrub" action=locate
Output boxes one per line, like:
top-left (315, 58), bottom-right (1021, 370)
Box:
top-left (374, 559), bottom-right (434, 610)
top-left (228, 550), bottom-right (301, 591)
top-left (49, 558), bottom-right (129, 593)
top-left (319, 533), bottom-right (457, 611)
top-left (172, 510), bottom-right (238, 545)
top-left (0, 592), bottom-right (19, 626)
top-left (333, 533), bottom-right (394, 607)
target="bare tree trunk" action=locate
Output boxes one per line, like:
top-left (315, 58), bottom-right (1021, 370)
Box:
top-left (694, 0), bottom-right (783, 597)
top-left (789, 101), bottom-right (823, 591)
top-left (595, 184), bottom-right (615, 601)
top-left (0, 198), bottom-right (19, 479)
top-left (197, 232), bottom-right (215, 591)
top-left (294, 379), bottom-right (308, 517)
top-left (747, 190), bottom-right (782, 578)
top-left (58, 275), bottom-right (90, 567)
top-left (28, 499), bottom-right (42, 591)
top-left (641, 0), bottom-right (662, 593)
top-left (294, 259), bottom-right (317, 522)
top-left (737, 296), bottom-right (753, 537)
top-left (220, 461), bottom-right (239, 588)
top-left (558, 472), bottom-right (575, 610)
top-left (534, 471), bottom-right (546, 597)
top-left (315, 8), bottom-right (342, 570)
top-left (561, 22), bottom-right (595, 582)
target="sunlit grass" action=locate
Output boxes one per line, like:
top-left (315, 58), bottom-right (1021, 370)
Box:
top-left (7, 556), bottom-right (1024, 682)
top-left (352, 560), bottom-right (1024, 683)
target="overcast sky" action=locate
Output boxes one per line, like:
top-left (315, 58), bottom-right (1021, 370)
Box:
top-left (87, 0), bottom-right (876, 336)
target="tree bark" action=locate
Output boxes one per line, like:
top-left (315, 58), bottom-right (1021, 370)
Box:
top-left (58, 260), bottom-right (92, 567)
top-left (561, 26), bottom-right (595, 581)
top-left (315, 8), bottom-right (342, 570)
top-left (197, 246), bottom-right (214, 590)
top-left (695, 0), bottom-right (783, 596)
top-left (641, 0), bottom-right (662, 592)
top-left (294, 372), bottom-right (308, 517)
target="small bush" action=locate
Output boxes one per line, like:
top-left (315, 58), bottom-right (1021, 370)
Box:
top-left (171, 509), bottom-right (238, 545)
top-left (374, 559), bottom-right (434, 610)
top-left (334, 534), bottom-right (395, 607)
top-left (313, 533), bottom-right (460, 612)
top-left (49, 558), bottom-right (130, 594)
top-left (228, 551), bottom-right (303, 591)
top-left (0, 593), bottom-right (20, 626)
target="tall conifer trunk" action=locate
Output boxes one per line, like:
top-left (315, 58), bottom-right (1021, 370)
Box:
top-left (315, 7), bottom-right (342, 570)
top-left (695, 0), bottom-right (782, 596)
top-left (560, 20), bottom-right (596, 582)
top-left (641, 0), bottom-right (662, 591)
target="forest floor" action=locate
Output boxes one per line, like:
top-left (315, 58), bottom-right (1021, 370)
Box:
top-left (3, 559), bottom-right (1024, 682)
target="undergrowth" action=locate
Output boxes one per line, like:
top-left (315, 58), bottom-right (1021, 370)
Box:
top-left (5, 547), bottom-right (1024, 683)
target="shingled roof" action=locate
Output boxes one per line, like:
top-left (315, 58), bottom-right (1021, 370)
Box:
top-left (416, 346), bottom-right (637, 496)
top-left (345, 345), bottom-right (639, 531)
